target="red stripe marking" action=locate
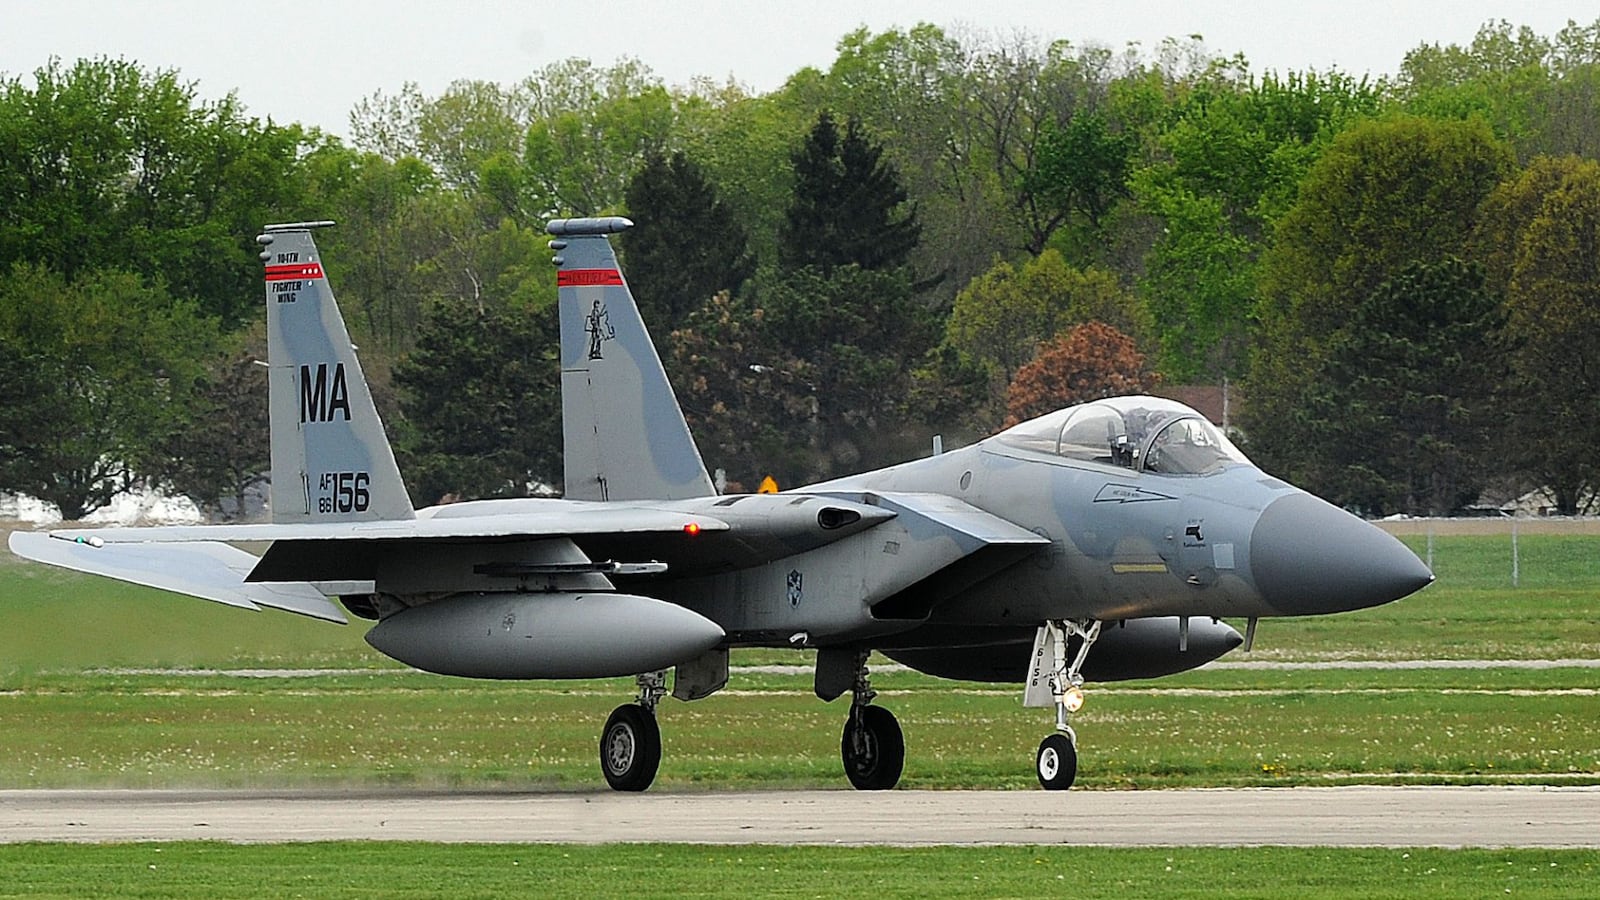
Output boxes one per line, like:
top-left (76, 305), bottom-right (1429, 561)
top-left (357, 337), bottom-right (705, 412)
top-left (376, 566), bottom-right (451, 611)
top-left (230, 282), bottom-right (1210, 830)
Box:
top-left (558, 269), bottom-right (624, 287)
top-left (264, 263), bottom-right (324, 282)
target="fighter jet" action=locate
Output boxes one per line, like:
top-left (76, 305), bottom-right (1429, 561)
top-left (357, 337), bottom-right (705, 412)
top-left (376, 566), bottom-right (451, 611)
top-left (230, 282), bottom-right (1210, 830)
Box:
top-left (8, 218), bottom-right (1433, 792)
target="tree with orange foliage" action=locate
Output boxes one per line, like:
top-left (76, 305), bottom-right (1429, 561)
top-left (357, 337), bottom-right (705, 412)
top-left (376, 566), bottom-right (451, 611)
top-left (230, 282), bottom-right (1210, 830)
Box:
top-left (1003, 322), bottom-right (1158, 427)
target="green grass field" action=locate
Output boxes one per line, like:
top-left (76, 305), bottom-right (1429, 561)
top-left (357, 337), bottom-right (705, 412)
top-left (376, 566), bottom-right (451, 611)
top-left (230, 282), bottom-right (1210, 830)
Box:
top-left (2, 526), bottom-right (1597, 897)
top-left (2, 527), bottom-right (1597, 790)
top-left (1, 843), bottom-right (1596, 899)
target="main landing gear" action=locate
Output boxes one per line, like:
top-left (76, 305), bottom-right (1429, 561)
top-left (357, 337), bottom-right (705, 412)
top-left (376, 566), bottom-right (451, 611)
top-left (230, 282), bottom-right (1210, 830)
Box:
top-left (599, 670), bottom-right (667, 791)
top-left (1029, 618), bottom-right (1101, 791)
top-left (840, 651), bottom-right (904, 790)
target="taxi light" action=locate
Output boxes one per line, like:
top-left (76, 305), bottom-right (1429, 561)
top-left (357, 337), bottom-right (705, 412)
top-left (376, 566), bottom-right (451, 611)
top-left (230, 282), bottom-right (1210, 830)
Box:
top-left (1063, 685), bottom-right (1085, 713)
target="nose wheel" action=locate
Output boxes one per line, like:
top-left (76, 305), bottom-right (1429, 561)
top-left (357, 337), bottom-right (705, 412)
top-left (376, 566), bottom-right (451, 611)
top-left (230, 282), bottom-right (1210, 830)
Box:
top-left (1035, 731), bottom-right (1077, 790)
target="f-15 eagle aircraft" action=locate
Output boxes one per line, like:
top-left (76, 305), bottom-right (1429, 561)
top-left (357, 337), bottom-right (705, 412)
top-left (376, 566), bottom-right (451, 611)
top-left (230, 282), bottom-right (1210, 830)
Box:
top-left (9, 218), bottom-right (1433, 792)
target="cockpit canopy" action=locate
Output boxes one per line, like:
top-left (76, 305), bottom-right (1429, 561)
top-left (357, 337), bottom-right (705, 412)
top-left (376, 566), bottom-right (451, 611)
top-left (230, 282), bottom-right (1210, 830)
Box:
top-left (994, 396), bottom-right (1249, 475)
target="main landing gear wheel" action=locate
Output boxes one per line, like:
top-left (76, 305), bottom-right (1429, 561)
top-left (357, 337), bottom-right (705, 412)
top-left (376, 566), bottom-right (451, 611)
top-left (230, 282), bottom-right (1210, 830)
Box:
top-left (841, 704), bottom-right (904, 790)
top-left (600, 703), bottom-right (661, 792)
top-left (1036, 732), bottom-right (1077, 790)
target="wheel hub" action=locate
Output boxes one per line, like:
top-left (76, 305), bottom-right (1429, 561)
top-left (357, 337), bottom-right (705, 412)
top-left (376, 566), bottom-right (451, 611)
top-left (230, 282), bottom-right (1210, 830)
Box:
top-left (1039, 746), bottom-right (1060, 780)
top-left (605, 724), bottom-right (635, 775)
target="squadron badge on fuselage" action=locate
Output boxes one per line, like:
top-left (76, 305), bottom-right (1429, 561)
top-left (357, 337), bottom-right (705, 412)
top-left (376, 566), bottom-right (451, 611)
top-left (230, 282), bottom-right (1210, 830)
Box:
top-left (787, 569), bottom-right (804, 608)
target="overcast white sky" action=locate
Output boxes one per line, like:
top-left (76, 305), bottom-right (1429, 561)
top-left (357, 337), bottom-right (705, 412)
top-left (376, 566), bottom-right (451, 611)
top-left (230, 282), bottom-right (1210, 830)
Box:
top-left (1, 1), bottom-right (1591, 138)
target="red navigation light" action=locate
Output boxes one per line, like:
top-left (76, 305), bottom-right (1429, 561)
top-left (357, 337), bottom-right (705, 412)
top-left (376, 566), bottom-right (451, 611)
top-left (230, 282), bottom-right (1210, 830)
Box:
top-left (682, 522), bottom-right (701, 536)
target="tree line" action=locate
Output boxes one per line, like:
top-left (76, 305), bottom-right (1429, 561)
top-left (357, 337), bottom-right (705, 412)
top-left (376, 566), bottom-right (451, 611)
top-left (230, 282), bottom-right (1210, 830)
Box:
top-left (2, 18), bottom-right (1598, 520)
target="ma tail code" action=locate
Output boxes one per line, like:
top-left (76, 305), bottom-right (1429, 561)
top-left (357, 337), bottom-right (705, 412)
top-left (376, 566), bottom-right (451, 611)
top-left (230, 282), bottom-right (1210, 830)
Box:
top-left (300, 363), bottom-right (351, 423)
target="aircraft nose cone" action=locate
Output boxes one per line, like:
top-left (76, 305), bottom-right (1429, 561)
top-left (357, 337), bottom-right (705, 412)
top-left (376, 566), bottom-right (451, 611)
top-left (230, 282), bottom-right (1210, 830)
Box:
top-left (1249, 493), bottom-right (1433, 614)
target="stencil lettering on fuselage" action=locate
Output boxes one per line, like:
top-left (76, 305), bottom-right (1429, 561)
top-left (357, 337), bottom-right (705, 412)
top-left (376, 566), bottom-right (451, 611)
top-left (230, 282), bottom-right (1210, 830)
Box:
top-left (1093, 484), bottom-right (1177, 504)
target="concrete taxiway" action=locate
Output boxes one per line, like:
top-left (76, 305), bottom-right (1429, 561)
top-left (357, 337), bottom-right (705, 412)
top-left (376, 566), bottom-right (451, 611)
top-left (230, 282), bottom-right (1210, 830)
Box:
top-left (2, 786), bottom-right (1596, 847)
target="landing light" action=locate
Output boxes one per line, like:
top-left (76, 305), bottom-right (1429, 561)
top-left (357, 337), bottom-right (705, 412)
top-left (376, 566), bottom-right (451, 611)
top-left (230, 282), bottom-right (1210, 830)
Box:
top-left (1063, 685), bottom-right (1085, 713)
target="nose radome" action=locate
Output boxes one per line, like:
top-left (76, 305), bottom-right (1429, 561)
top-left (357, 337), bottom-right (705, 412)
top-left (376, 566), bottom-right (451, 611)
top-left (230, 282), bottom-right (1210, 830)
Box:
top-left (1249, 492), bottom-right (1434, 615)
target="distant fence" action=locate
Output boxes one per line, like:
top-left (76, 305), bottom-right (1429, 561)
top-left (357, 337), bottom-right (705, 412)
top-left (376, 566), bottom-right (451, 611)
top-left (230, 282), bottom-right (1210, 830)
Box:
top-left (1376, 518), bottom-right (1600, 588)
top-left (1376, 518), bottom-right (1600, 537)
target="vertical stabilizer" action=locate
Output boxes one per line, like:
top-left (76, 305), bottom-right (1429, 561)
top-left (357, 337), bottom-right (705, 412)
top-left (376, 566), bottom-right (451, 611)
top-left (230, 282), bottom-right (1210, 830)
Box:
top-left (258, 223), bottom-right (415, 522)
top-left (548, 217), bottom-right (716, 501)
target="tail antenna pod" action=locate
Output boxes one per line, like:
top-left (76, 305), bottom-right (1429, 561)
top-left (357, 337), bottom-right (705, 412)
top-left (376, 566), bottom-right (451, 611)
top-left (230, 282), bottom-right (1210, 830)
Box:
top-left (257, 222), bottom-right (337, 257)
top-left (546, 217), bottom-right (633, 236)
top-left (260, 220), bottom-right (338, 235)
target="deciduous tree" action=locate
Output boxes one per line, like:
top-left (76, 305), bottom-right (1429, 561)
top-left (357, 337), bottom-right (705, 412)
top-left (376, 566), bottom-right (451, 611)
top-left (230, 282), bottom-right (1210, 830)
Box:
top-left (1478, 155), bottom-right (1600, 513)
top-left (0, 264), bottom-right (217, 520)
top-left (1004, 322), bottom-right (1157, 426)
top-left (156, 325), bottom-right (270, 521)
top-left (0, 58), bottom-right (324, 328)
top-left (1245, 116), bottom-right (1512, 483)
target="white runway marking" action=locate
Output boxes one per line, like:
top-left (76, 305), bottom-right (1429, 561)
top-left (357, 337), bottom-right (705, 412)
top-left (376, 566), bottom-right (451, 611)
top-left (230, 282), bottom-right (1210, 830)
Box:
top-left (2, 787), bottom-right (1595, 847)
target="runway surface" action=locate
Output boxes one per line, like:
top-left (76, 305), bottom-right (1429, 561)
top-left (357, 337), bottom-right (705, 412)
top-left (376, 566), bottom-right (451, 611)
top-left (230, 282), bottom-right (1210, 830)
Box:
top-left (3, 786), bottom-right (1596, 847)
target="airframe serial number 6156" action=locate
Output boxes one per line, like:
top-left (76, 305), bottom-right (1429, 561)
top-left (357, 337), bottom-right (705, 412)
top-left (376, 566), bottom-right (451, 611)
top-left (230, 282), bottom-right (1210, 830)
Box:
top-left (10, 218), bottom-right (1432, 791)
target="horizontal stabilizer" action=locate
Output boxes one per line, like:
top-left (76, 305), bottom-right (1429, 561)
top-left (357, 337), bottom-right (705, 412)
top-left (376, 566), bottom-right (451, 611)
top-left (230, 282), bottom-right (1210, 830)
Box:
top-left (7, 531), bottom-right (346, 623)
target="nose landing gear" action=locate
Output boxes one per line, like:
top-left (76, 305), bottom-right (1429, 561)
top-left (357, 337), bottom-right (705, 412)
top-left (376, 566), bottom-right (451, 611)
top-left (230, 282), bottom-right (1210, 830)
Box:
top-left (1026, 618), bottom-right (1100, 790)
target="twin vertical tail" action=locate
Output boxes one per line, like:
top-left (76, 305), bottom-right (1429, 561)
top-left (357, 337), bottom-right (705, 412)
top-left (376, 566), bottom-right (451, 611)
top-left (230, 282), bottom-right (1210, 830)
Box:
top-left (256, 217), bottom-right (707, 516)
top-left (258, 223), bottom-right (415, 523)
top-left (549, 217), bottom-right (716, 502)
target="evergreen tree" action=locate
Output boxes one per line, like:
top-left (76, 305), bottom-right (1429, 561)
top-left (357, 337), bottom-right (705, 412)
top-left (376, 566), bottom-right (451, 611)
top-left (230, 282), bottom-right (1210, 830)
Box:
top-left (777, 112), bottom-right (921, 273)
top-left (155, 326), bottom-right (271, 521)
top-left (1299, 258), bottom-right (1505, 516)
top-left (619, 151), bottom-right (754, 330)
top-left (394, 300), bottom-right (561, 503)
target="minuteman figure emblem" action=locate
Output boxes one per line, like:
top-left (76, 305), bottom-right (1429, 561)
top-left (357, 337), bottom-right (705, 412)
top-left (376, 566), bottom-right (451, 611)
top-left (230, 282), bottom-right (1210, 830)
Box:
top-left (585, 300), bottom-right (615, 360)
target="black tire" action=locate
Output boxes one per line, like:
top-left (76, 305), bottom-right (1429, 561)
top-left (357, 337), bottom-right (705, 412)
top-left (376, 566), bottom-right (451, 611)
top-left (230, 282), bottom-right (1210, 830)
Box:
top-left (599, 704), bottom-right (661, 792)
top-left (841, 705), bottom-right (905, 790)
top-left (1036, 732), bottom-right (1077, 790)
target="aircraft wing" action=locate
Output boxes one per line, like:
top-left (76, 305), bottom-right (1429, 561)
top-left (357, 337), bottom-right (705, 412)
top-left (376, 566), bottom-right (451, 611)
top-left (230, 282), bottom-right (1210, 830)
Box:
top-left (7, 531), bottom-right (347, 623)
top-left (36, 506), bottom-right (731, 547)
top-left (15, 507), bottom-right (732, 611)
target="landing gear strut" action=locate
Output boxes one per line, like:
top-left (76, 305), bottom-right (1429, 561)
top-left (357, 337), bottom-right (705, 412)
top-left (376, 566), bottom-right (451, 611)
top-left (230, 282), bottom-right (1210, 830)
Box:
top-left (840, 650), bottom-right (904, 790)
top-left (1030, 619), bottom-right (1100, 790)
top-left (600, 670), bottom-right (667, 791)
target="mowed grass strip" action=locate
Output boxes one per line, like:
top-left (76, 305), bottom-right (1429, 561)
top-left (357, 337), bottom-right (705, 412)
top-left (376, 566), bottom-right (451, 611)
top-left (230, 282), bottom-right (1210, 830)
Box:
top-left (0, 843), bottom-right (1595, 899)
top-left (1, 668), bottom-right (1596, 789)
